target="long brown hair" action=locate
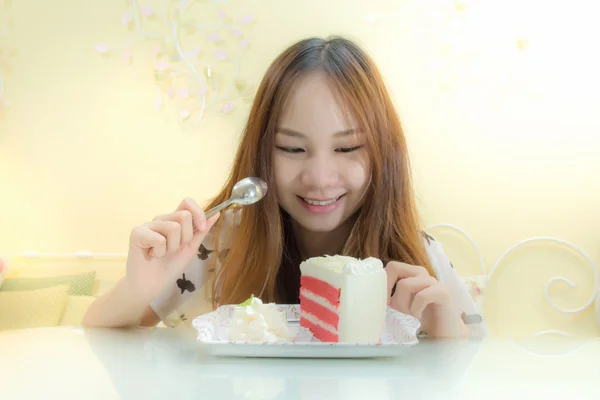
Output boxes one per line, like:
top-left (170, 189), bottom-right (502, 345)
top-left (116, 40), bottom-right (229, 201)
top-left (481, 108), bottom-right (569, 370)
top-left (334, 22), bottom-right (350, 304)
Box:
top-left (206, 36), bottom-right (434, 308)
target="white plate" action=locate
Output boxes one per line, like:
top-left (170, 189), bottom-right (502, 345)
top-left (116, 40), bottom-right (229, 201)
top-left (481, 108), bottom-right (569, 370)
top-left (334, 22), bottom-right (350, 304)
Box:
top-left (192, 304), bottom-right (421, 358)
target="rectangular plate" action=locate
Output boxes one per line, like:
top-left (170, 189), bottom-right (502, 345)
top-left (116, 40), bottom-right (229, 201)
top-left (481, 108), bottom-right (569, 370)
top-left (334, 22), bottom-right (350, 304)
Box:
top-left (192, 304), bottom-right (421, 358)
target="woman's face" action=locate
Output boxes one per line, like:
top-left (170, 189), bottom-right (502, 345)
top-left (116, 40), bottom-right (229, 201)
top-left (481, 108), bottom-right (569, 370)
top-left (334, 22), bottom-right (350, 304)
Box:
top-left (273, 72), bottom-right (371, 233)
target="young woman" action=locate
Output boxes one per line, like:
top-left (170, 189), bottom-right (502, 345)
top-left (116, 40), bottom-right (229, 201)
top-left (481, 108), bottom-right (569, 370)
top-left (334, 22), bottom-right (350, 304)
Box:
top-left (83, 36), bottom-right (488, 338)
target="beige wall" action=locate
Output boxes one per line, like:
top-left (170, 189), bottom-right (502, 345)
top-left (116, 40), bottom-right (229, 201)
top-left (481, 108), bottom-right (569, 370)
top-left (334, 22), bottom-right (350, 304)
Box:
top-left (1, 0), bottom-right (598, 336)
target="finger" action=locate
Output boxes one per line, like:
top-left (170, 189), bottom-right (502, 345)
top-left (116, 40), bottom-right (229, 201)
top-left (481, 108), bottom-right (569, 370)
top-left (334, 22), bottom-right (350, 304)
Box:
top-left (410, 284), bottom-right (449, 320)
top-left (176, 197), bottom-right (206, 232)
top-left (385, 261), bottom-right (430, 298)
top-left (205, 212), bottom-right (220, 232)
top-left (153, 210), bottom-right (194, 245)
top-left (130, 225), bottom-right (167, 258)
top-left (390, 275), bottom-right (435, 313)
top-left (147, 220), bottom-right (181, 255)
top-left (165, 212), bottom-right (221, 277)
top-left (188, 212), bottom-right (220, 250)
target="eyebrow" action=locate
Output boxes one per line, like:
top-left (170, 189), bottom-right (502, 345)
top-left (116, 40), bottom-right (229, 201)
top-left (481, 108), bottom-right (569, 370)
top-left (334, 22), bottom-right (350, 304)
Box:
top-left (276, 128), bottom-right (358, 138)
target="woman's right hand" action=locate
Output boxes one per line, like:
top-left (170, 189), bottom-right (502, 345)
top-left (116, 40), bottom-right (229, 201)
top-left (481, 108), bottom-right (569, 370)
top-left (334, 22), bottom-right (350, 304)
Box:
top-left (124, 198), bottom-right (220, 300)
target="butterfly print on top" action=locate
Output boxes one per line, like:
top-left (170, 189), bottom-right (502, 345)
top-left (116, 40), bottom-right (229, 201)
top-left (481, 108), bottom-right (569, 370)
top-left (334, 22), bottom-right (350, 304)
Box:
top-left (176, 273), bottom-right (196, 294)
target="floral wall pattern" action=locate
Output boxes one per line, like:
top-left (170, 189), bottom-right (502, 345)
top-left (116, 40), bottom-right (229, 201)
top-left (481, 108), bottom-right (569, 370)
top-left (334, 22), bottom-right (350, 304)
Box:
top-left (95, 0), bottom-right (255, 126)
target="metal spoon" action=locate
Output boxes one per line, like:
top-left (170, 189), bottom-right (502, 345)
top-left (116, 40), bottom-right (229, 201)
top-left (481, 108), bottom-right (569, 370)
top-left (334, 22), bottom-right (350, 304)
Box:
top-left (205, 177), bottom-right (268, 219)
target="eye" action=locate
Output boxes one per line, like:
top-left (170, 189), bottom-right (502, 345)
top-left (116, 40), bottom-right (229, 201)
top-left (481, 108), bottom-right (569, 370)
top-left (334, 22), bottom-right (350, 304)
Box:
top-left (335, 145), bottom-right (363, 153)
top-left (276, 146), bottom-right (305, 154)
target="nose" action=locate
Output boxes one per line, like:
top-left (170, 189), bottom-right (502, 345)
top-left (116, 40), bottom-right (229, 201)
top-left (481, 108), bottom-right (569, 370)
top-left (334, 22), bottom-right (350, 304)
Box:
top-left (301, 153), bottom-right (339, 189)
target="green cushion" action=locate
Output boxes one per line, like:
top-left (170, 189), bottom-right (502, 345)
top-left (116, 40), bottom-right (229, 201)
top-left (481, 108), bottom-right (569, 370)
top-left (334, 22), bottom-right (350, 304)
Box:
top-left (0, 270), bottom-right (96, 296)
top-left (0, 285), bottom-right (70, 330)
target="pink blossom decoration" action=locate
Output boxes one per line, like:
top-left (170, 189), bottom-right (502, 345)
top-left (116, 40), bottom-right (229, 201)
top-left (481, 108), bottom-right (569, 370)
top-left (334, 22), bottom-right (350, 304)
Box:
top-left (240, 15), bottom-right (254, 25)
top-left (217, 10), bottom-right (226, 20)
top-left (140, 5), bottom-right (154, 17)
top-left (94, 43), bottom-right (109, 54)
top-left (121, 12), bottom-right (132, 26)
top-left (222, 103), bottom-right (235, 114)
top-left (215, 49), bottom-right (228, 60)
top-left (156, 60), bottom-right (169, 70)
top-left (207, 33), bottom-right (221, 43)
top-left (154, 96), bottom-right (163, 110)
top-left (189, 46), bottom-right (201, 58)
top-left (152, 45), bottom-right (162, 57)
top-left (240, 38), bottom-right (249, 49)
top-left (179, 110), bottom-right (191, 120)
top-left (177, 88), bottom-right (190, 99)
top-left (231, 28), bottom-right (242, 37)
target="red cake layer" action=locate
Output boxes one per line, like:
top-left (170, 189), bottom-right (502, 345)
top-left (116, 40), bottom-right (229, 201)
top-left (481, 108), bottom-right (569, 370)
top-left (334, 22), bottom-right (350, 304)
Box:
top-left (299, 291), bottom-right (340, 328)
top-left (300, 315), bottom-right (339, 342)
top-left (300, 276), bottom-right (341, 307)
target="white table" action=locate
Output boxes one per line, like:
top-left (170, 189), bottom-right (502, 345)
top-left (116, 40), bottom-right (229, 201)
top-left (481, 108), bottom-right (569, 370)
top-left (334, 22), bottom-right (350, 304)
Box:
top-left (0, 326), bottom-right (598, 399)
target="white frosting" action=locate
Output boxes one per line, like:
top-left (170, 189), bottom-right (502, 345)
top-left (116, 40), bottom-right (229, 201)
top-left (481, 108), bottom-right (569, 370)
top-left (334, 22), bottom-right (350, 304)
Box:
top-left (300, 255), bottom-right (388, 343)
top-left (300, 255), bottom-right (383, 275)
top-left (228, 297), bottom-right (294, 342)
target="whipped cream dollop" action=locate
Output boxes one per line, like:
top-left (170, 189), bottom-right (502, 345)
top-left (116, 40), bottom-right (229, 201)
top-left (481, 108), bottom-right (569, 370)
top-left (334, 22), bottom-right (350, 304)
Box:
top-left (300, 254), bottom-right (383, 275)
top-left (228, 296), bottom-right (295, 342)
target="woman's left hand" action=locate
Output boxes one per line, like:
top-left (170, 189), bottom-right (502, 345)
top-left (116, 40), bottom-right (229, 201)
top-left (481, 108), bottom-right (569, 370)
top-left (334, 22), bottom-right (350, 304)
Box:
top-left (385, 261), bottom-right (466, 338)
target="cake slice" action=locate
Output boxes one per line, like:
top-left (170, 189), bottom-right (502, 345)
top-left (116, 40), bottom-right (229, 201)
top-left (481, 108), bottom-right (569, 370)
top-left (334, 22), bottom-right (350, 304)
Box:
top-left (299, 255), bottom-right (387, 343)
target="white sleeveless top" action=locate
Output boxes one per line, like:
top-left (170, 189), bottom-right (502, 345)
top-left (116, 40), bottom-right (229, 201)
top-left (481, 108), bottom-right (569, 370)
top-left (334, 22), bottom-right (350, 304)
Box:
top-left (150, 210), bottom-right (489, 338)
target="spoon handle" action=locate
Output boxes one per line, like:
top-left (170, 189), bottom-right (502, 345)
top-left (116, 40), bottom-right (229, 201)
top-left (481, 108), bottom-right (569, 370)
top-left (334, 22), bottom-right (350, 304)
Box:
top-left (205, 199), bottom-right (232, 219)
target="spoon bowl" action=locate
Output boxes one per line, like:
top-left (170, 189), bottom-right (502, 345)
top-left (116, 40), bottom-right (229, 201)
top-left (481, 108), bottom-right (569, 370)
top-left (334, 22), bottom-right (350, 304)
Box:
top-left (231, 177), bottom-right (268, 206)
top-left (205, 177), bottom-right (268, 218)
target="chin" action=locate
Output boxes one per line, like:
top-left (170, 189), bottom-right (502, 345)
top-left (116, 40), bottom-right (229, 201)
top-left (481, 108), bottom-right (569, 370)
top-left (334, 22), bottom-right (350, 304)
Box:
top-left (298, 221), bottom-right (342, 233)
top-left (289, 212), bottom-right (347, 233)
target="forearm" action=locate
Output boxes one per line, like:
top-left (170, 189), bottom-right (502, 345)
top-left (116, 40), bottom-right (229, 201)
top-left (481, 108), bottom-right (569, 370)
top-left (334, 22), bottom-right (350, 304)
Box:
top-left (82, 278), bottom-right (154, 328)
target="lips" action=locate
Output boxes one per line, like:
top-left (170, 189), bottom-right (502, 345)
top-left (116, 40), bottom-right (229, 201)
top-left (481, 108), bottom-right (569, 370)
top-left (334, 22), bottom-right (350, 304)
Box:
top-left (298, 195), bottom-right (345, 206)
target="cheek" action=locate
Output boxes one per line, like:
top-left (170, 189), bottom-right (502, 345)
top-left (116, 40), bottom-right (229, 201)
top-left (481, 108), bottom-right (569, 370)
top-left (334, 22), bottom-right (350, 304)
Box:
top-left (343, 157), bottom-right (370, 192)
top-left (273, 154), bottom-right (297, 191)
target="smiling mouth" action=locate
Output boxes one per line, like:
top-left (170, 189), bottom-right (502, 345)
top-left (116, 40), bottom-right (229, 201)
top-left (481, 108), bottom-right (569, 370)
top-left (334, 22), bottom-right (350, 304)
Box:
top-left (298, 195), bottom-right (345, 206)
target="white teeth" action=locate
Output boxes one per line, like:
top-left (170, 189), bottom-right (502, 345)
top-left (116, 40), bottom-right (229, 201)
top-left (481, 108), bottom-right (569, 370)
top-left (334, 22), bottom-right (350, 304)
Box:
top-left (302, 197), bottom-right (339, 206)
